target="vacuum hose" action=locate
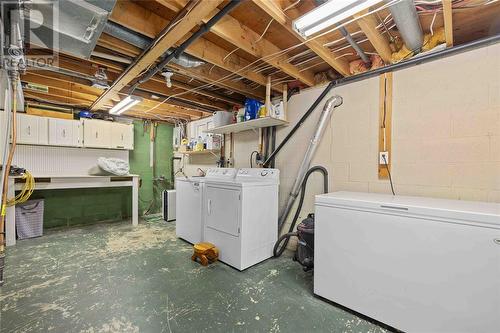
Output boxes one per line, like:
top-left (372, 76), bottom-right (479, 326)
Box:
top-left (273, 166), bottom-right (328, 257)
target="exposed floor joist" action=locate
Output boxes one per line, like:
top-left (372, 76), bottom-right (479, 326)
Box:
top-left (31, 53), bottom-right (224, 112)
top-left (22, 73), bottom-right (202, 121)
top-left (354, 9), bottom-right (393, 63)
top-left (90, 0), bottom-right (224, 111)
top-left (109, 1), bottom-right (270, 98)
top-left (252, 0), bottom-right (350, 76)
top-left (170, 0), bottom-right (317, 86)
top-left (93, 37), bottom-right (247, 105)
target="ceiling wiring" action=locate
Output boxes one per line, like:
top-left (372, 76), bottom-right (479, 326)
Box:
top-left (141, 0), bottom-right (404, 114)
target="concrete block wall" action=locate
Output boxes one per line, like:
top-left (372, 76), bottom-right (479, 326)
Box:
top-left (180, 42), bottom-right (499, 244)
top-left (275, 42), bottom-right (500, 237)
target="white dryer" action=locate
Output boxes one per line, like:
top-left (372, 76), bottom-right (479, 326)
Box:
top-left (203, 168), bottom-right (279, 270)
top-left (175, 168), bottom-right (237, 244)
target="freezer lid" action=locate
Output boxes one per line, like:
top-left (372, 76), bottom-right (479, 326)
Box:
top-left (315, 191), bottom-right (500, 227)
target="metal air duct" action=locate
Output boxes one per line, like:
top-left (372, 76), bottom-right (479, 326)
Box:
top-left (386, 0), bottom-right (424, 52)
top-left (26, 0), bottom-right (117, 59)
top-left (103, 22), bottom-right (205, 68)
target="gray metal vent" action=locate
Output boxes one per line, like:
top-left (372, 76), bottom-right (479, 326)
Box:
top-left (28, 0), bottom-right (116, 59)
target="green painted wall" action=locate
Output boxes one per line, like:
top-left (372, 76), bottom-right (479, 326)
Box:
top-left (31, 121), bottom-right (174, 229)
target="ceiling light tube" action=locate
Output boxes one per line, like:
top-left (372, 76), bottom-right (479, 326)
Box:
top-left (293, 0), bottom-right (385, 38)
top-left (109, 95), bottom-right (143, 115)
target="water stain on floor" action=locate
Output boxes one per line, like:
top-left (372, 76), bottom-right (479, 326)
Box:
top-left (0, 216), bottom-right (389, 333)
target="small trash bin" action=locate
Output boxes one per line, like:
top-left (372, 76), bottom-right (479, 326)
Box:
top-left (15, 199), bottom-right (44, 240)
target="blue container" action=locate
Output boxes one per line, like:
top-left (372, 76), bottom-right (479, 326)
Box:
top-left (244, 98), bottom-right (262, 121)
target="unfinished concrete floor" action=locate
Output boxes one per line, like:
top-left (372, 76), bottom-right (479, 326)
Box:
top-left (0, 216), bottom-right (388, 333)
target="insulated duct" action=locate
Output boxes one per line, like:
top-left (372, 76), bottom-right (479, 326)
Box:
top-left (103, 22), bottom-right (205, 68)
top-left (386, 0), bottom-right (424, 52)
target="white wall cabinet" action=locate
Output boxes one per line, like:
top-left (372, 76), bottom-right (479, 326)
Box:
top-left (82, 119), bottom-right (111, 149)
top-left (1, 114), bottom-right (134, 151)
top-left (48, 118), bottom-right (83, 147)
top-left (111, 123), bottom-right (134, 150)
top-left (16, 113), bottom-right (48, 145)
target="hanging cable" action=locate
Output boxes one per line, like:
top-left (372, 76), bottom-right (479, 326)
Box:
top-left (142, 0), bottom-right (402, 113)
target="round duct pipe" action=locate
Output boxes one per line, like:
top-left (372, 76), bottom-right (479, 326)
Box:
top-left (103, 22), bottom-right (205, 68)
top-left (386, 0), bottom-right (423, 52)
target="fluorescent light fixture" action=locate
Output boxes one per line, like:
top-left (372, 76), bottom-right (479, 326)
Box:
top-left (109, 95), bottom-right (143, 115)
top-left (293, 0), bottom-right (384, 38)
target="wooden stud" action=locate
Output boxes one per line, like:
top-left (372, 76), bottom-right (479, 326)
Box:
top-left (442, 0), bottom-right (454, 47)
top-left (265, 76), bottom-right (272, 117)
top-left (378, 72), bottom-right (393, 180)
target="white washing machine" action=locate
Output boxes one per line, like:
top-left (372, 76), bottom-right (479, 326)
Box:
top-left (175, 168), bottom-right (237, 244)
top-left (203, 168), bottom-right (279, 270)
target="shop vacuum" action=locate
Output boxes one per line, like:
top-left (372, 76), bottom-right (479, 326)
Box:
top-left (273, 166), bottom-right (328, 271)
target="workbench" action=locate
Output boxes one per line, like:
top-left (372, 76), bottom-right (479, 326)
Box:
top-left (5, 174), bottom-right (140, 246)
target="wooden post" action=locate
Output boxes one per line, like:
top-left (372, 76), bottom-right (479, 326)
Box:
top-left (442, 0), bottom-right (453, 47)
top-left (265, 75), bottom-right (272, 117)
top-left (378, 72), bottom-right (393, 179)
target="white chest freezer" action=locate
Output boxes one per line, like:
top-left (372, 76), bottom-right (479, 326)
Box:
top-left (314, 191), bottom-right (500, 333)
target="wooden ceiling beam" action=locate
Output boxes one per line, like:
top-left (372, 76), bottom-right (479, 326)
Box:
top-left (22, 71), bottom-right (206, 119)
top-left (252, 0), bottom-right (351, 76)
top-left (38, 53), bottom-right (227, 111)
top-left (171, 0), bottom-right (317, 86)
top-left (109, 1), bottom-right (268, 98)
top-left (354, 9), bottom-right (392, 63)
top-left (94, 38), bottom-right (245, 105)
top-left (90, 0), bottom-right (224, 111)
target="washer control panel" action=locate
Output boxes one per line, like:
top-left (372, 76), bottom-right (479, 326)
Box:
top-left (205, 168), bottom-right (237, 179)
top-left (236, 168), bottom-right (280, 182)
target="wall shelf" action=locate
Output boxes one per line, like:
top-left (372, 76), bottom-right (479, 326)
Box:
top-left (204, 117), bottom-right (288, 135)
top-left (175, 149), bottom-right (220, 157)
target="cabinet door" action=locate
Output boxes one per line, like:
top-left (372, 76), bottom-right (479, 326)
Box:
top-left (83, 119), bottom-right (111, 148)
top-left (72, 120), bottom-right (83, 147)
top-left (49, 119), bottom-right (73, 146)
top-left (123, 124), bottom-right (134, 150)
top-left (111, 123), bottom-right (134, 150)
top-left (38, 117), bottom-right (49, 145)
top-left (111, 123), bottom-right (126, 149)
top-left (16, 113), bottom-right (39, 144)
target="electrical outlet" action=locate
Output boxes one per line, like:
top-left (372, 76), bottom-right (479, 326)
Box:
top-left (226, 158), bottom-right (234, 166)
top-left (379, 151), bottom-right (389, 165)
